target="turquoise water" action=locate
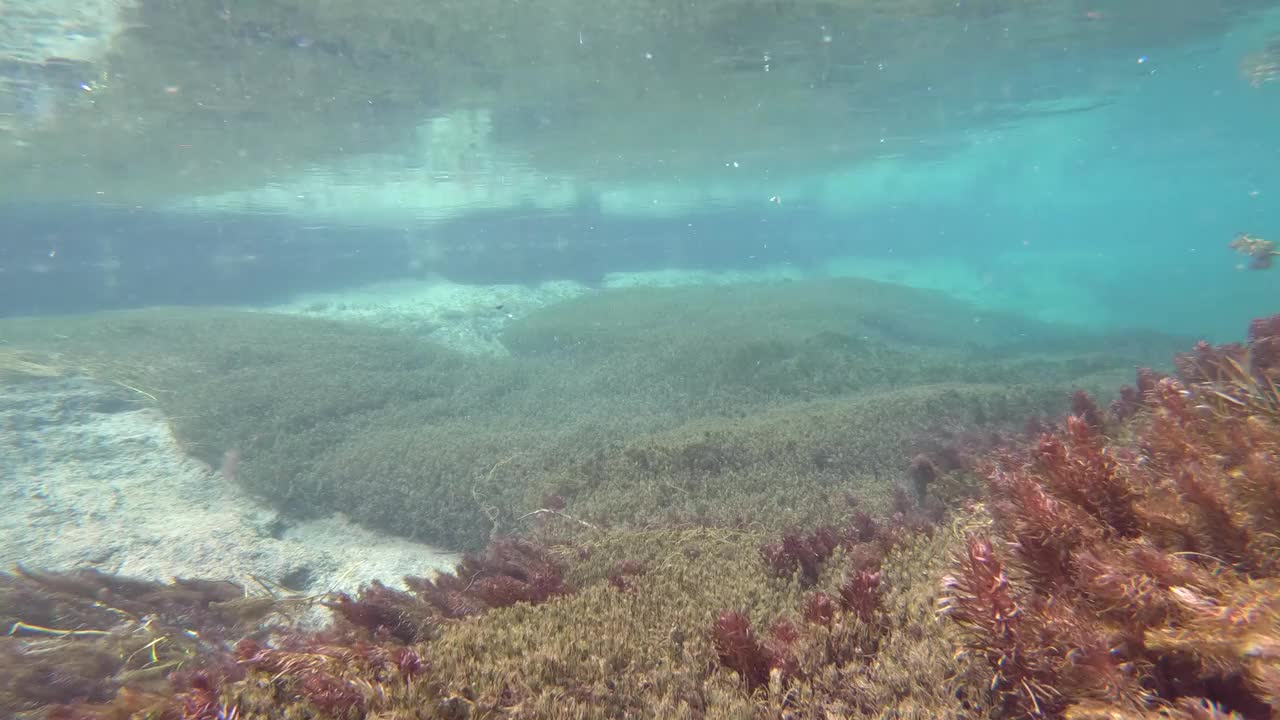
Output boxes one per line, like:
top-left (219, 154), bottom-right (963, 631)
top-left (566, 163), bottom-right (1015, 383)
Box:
top-left (2, 4), bottom-right (1278, 341)
top-left (3, 5), bottom-right (1280, 718)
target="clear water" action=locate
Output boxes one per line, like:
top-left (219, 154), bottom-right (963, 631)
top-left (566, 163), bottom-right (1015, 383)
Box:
top-left (3, 2), bottom-right (1280, 716)
top-left (1, 0), bottom-right (1276, 337)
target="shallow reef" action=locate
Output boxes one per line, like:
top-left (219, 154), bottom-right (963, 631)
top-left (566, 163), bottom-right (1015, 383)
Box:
top-left (0, 280), bottom-right (1180, 552)
top-left (2, 311), bottom-right (1269, 712)
top-left (3, 311), bottom-right (1278, 718)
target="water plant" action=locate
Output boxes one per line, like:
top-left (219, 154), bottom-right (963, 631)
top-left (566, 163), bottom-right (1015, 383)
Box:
top-left (10, 306), bottom-right (1277, 719)
top-left (941, 315), bottom-right (1280, 719)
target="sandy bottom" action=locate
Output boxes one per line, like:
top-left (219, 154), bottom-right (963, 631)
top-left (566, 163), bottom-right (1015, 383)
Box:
top-left (1, 276), bottom-right (598, 594)
top-left (0, 374), bottom-right (459, 594)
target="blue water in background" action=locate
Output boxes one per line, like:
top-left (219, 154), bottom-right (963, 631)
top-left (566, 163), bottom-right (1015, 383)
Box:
top-left (2, 5), bottom-right (1278, 343)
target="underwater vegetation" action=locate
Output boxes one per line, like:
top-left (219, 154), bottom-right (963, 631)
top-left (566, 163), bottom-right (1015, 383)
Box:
top-left (942, 315), bottom-right (1280, 719)
top-left (0, 280), bottom-right (1176, 552)
top-left (0, 566), bottom-right (299, 719)
top-left (4, 311), bottom-right (1279, 718)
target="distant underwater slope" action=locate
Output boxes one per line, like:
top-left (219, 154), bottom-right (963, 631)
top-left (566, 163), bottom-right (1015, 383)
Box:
top-left (0, 278), bottom-right (1190, 550)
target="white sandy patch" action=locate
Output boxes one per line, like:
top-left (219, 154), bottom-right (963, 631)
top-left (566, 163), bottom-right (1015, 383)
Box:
top-left (262, 276), bottom-right (591, 355)
top-left (0, 374), bottom-right (459, 594)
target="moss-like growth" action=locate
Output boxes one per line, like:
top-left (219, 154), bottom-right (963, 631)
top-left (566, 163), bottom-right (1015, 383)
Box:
top-left (731, 518), bottom-right (994, 719)
top-left (0, 307), bottom-right (511, 548)
top-left (0, 280), bottom-right (1181, 551)
top-left (426, 527), bottom-right (804, 718)
top-left (11, 307), bottom-right (1278, 720)
top-left (524, 382), bottom-right (1080, 535)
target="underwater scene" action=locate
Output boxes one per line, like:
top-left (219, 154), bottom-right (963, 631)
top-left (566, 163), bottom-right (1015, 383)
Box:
top-left (3, 1), bottom-right (1280, 718)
